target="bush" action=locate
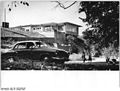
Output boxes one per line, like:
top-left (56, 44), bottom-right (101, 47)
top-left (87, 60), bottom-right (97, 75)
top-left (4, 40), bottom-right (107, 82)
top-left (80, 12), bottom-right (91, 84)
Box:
top-left (102, 45), bottom-right (119, 60)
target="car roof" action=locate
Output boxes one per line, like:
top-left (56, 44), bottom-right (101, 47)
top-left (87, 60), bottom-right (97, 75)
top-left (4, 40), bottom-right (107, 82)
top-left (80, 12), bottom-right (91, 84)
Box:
top-left (14, 40), bottom-right (42, 45)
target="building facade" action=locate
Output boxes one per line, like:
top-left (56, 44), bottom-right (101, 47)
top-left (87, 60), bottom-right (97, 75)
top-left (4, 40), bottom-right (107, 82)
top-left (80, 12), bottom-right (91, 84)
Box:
top-left (9, 22), bottom-right (81, 51)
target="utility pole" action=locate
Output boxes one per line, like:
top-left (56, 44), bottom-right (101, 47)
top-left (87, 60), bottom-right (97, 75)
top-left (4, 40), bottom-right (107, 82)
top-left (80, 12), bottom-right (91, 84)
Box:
top-left (0, 1), bottom-right (4, 27)
top-left (2, 6), bottom-right (9, 28)
top-left (4, 8), bottom-right (6, 22)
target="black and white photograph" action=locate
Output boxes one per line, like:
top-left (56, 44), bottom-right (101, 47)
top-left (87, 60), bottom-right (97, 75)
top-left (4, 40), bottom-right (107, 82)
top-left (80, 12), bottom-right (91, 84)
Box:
top-left (0, 0), bottom-right (119, 90)
top-left (1, 1), bottom-right (119, 70)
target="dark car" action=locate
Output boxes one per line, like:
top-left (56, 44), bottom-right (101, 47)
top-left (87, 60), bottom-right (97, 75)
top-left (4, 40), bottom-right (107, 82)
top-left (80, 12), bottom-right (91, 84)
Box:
top-left (1, 40), bottom-right (69, 70)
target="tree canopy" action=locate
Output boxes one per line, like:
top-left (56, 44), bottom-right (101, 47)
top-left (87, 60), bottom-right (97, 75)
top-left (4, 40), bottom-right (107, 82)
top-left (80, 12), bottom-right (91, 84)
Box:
top-left (80, 1), bottom-right (119, 49)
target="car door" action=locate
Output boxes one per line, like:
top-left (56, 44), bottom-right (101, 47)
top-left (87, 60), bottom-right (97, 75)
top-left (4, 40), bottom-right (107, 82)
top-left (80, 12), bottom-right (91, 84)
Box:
top-left (13, 42), bottom-right (33, 60)
top-left (30, 41), bottom-right (48, 60)
top-left (29, 42), bottom-right (42, 60)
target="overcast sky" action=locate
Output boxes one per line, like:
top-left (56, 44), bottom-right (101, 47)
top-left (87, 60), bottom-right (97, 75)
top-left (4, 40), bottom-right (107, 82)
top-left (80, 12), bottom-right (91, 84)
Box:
top-left (3, 1), bottom-right (88, 35)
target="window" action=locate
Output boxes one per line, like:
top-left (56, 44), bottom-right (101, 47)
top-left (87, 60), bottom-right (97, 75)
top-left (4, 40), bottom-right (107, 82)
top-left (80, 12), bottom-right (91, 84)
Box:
top-left (35, 42), bottom-right (47, 48)
top-left (44, 27), bottom-right (52, 32)
top-left (58, 26), bottom-right (63, 31)
top-left (14, 43), bottom-right (26, 49)
top-left (26, 42), bottom-right (35, 49)
top-left (26, 29), bottom-right (29, 31)
top-left (13, 42), bottom-right (34, 49)
top-left (33, 28), bottom-right (35, 30)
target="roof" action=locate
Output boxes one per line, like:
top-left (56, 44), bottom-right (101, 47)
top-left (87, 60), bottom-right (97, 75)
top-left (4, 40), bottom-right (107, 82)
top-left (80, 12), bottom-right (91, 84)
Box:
top-left (1, 28), bottom-right (45, 38)
top-left (41, 22), bottom-right (82, 27)
top-left (58, 22), bottom-right (82, 27)
top-left (15, 40), bottom-right (41, 44)
top-left (1, 28), bottom-right (29, 37)
top-left (11, 24), bottom-right (41, 28)
top-left (13, 40), bottom-right (43, 46)
top-left (10, 22), bottom-right (82, 28)
top-left (41, 22), bottom-right (58, 27)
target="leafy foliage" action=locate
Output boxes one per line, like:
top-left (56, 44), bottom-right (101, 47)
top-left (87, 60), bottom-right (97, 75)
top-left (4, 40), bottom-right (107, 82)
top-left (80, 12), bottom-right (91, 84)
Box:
top-left (80, 1), bottom-right (119, 49)
top-left (8, 1), bottom-right (29, 11)
top-left (66, 35), bottom-right (88, 54)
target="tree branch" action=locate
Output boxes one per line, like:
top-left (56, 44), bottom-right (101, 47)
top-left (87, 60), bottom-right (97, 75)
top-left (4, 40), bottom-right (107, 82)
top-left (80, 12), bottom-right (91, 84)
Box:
top-left (54, 1), bottom-right (77, 9)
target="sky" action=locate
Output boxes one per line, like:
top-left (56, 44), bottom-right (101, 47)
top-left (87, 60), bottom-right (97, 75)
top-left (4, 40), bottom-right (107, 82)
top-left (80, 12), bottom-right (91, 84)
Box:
top-left (3, 1), bottom-right (88, 35)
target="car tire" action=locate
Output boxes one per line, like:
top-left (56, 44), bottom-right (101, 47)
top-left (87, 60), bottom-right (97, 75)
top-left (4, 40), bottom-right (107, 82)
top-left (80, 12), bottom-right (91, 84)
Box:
top-left (41, 55), bottom-right (51, 62)
top-left (7, 56), bottom-right (16, 63)
top-left (40, 55), bottom-right (52, 70)
top-left (2, 56), bottom-right (18, 70)
top-left (40, 55), bottom-right (52, 65)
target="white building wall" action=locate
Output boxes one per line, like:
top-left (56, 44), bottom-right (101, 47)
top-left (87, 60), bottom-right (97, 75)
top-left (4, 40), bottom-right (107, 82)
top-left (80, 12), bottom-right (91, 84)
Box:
top-left (32, 26), bottom-right (54, 38)
top-left (22, 26), bottom-right (32, 32)
top-left (65, 24), bottom-right (78, 36)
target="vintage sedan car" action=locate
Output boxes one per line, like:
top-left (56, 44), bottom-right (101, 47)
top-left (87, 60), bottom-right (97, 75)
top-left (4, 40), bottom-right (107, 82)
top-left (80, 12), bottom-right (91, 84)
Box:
top-left (1, 40), bottom-right (69, 69)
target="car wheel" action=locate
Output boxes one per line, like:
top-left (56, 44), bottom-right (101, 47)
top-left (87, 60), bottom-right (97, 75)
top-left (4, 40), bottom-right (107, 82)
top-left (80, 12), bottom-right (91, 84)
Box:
top-left (2, 56), bottom-right (17, 70)
top-left (7, 57), bottom-right (15, 63)
top-left (41, 54), bottom-right (52, 60)
top-left (41, 56), bottom-right (51, 64)
top-left (40, 55), bottom-right (52, 70)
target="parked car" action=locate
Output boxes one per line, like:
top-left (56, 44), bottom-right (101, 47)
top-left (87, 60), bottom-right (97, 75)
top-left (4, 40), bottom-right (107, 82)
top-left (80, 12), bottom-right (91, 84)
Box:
top-left (1, 40), bottom-right (69, 70)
